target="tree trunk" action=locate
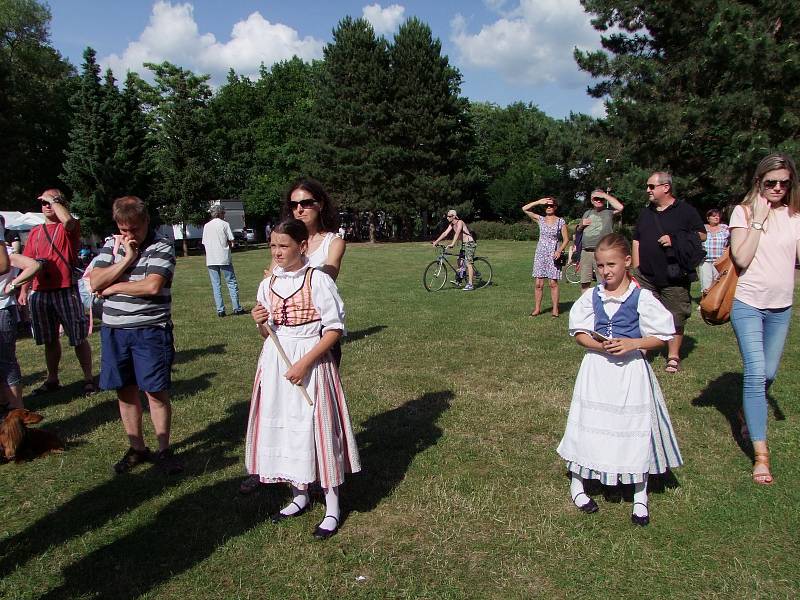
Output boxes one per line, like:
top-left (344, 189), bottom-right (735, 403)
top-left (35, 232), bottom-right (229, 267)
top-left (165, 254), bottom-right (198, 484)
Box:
top-left (368, 212), bottom-right (376, 244)
top-left (181, 223), bottom-right (189, 257)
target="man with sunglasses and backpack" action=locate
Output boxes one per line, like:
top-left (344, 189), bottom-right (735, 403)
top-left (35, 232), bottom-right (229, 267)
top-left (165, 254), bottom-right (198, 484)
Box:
top-left (19, 189), bottom-right (95, 395)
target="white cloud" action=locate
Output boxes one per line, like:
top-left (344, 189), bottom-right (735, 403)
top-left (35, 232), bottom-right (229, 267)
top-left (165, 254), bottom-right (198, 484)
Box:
top-left (362, 3), bottom-right (405, 35)
top-left (102, 1), bottom-right (324, 84)
top-left (589, 98), bottom-right (607, 118)
top-left (450, 0), bottom-right (603, 89)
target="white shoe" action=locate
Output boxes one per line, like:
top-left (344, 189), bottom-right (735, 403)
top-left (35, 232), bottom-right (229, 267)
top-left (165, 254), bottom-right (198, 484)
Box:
top-left (463, 284), bottom-right (474, 291)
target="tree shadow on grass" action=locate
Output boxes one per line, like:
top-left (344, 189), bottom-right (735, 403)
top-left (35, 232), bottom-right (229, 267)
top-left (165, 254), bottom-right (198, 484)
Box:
top-left (342, 325), bottom-right (386, 345)
top-left (0, 398), bottom-right (248, 580)
top-left (173, 343), bottom-right (227, 365)
top-left (37, 477), bottom-right (274, 600)
top-left (344, 390), bottom-right (452, 517)
top-left (691, 371), bottom-right (785, 460)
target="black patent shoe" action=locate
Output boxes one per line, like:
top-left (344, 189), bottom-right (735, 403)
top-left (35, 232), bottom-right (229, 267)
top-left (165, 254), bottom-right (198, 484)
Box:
top-left (631, 502), bottom-right (650, 526)
top-left (312, 515), bottom-right (340, 540)
top-left (572, 492), bottom-right (599, 514)
top-left (270, 501), bottom-right (310, 524)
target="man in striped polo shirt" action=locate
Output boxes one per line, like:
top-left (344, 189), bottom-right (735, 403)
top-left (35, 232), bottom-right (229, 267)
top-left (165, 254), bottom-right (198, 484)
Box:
top-left (90, 196), bottom-right (182, 474)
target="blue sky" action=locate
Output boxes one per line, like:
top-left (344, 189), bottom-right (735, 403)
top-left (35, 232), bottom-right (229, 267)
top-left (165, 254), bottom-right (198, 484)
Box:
top-left (48, 1), bottom-right (609, 119)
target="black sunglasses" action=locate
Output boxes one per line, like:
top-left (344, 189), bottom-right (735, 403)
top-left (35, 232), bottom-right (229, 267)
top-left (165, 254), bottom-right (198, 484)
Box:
top-left (545, 204), bottom-right (556, 208)
top-left (763, 179), bottom-right (791, 190)
top-left (289, 198), bottom-right (319, 209)
top-left (646, 183), bottom-right (668, 190)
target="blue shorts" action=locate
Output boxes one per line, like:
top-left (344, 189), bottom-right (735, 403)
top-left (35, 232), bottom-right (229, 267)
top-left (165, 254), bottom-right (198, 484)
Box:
top-left (99, 324), bottom-right (175, 393)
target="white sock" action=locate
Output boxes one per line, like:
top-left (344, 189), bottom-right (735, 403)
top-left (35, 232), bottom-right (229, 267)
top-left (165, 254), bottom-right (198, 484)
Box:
top-left (570, 474), bottom-right (591, 507)
top-left (279, 486), bottom-right (309, 516)
top-left (319, 486), bottom-right (340, 530)
top-left (632, 476), bottom-right (648, 517)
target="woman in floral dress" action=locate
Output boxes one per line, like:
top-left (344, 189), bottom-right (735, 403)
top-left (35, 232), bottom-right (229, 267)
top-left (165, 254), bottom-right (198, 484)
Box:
top-left (522, 197), bottom-right (570, 317)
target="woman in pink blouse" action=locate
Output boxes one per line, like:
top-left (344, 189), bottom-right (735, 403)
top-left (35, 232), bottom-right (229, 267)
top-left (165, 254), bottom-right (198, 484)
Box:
top-left (729, 153), bottom-right (800, 485)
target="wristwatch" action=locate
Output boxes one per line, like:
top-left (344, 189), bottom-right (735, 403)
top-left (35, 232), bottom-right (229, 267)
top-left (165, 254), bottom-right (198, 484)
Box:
top-left (751, 221), bottom-right (764, 231)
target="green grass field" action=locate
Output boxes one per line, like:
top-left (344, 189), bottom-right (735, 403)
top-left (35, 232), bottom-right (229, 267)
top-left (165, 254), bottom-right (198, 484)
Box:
top-left (1, 241), bottom-right (798, 599)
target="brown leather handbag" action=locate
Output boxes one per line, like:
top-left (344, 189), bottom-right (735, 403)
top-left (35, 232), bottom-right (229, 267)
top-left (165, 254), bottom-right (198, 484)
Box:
top-left (699, 248), bottom-right (739, 325)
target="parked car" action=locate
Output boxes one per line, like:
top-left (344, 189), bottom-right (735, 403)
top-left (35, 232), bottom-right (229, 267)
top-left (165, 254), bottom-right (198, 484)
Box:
top-left (232, 229), bottom-right (246, 248)
top-left (244, 228), bottom-right (256, 243)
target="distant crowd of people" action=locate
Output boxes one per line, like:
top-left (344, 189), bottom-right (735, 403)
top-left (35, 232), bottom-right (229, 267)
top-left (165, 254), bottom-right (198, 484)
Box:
top-left (2, 152), bottom-right (798, 535)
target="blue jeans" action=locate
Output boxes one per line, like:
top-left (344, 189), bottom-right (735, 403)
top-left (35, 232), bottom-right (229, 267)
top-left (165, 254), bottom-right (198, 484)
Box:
top-left (730, 299), bottom-right (792, 441)
top-left (207, 265), bottom-right (242, 314)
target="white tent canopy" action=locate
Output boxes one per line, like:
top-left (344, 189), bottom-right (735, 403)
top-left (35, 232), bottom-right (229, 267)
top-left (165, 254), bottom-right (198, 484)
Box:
top-left (1, 211), bottom-right (45, 231)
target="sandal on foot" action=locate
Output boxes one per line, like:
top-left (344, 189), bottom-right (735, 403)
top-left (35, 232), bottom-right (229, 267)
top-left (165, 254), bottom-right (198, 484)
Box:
top-left (113, 446), bottom-right (152, 474)
top-left (753, 452), bottom-right (774, 485)
top-left (631, 502), bottom-right (650, 526)
top-left (529, 310), bottom-right (540, 317)
top-left (313, 515), bottom-right (340, 539)
top-left (571, 492), bottom-right (599, 514)
top-left (270, 501), bottom-right (310, 524)
top-left (30, 381), bottom-right (61, 396)
top-left (82, 381), bottom-right (98, 395)
top-left (239, 474), bottom-right (262, 495)
top-left (665, 357), bottom-right (681, 373)
top-left (153, 448), bottom-right (183, 475)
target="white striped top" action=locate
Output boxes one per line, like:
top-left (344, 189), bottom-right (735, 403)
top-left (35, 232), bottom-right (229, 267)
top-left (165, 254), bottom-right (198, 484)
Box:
top-left (93, 233), bottom-right (175, 328)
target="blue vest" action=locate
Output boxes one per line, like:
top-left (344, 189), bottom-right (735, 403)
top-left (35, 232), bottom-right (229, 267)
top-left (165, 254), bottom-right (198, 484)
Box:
top-left (593, 286), bottom-right (642, 339)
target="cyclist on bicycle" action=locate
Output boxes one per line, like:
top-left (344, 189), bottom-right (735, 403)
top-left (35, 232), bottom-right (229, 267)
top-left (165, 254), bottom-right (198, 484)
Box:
top-left (432, 210), bottom-right (477, 291)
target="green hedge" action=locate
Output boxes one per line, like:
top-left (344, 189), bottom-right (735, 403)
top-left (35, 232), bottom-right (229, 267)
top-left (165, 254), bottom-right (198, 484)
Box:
top-left (470, 220), bottom-right (537, 241)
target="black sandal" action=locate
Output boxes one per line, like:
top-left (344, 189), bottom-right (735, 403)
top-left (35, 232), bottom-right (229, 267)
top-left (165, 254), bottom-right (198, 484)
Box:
top-left (113, 446), bottom-right (152, 474)
top-left (313, 515), bottom-right (340, 540)
top-left (30, 381), bottom-right (61, 396)
top-left (631, 502), bottom-right (650, 526)
top-left (270, 501), bottom-right (310, 524)
top-left (572, 492), bottom-right (599, 514)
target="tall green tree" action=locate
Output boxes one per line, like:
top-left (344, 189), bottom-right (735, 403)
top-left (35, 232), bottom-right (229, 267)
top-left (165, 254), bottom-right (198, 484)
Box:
top-left (246, 58), bottom-right (318, 218)
top-left (144, 61), bottom-right (214, 256)
top-left (61, 49), bottom-right (117, 234)
top-left (386, 17), bottom-right (473, 237)
top-left (311, 17), bottom-right (391, 241)
top-left (577, 0), bottom-right (800, 210)
top-left (0, 0), bottom-right (73, 210)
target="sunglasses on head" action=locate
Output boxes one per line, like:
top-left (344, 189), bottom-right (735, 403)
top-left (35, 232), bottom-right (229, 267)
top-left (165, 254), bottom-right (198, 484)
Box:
top-left (289, 198), bottom-right (318, 209)
top-left (646, 183), bottom-right (667, 190)
top-left (763, 179), bottom-right (791, 190)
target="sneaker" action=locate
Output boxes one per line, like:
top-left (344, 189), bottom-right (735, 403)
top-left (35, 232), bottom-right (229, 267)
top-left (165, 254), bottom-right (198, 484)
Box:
top-left (463, 284), bottom-right (475, 291)
top-left (217, 311), bottom-right (226, 318)
top-left (113, 446), bottom-right (152, 474)
top-left (153, 447), bottom-right (184, 475)
top-left (232, 307), bottom-right (247, 316)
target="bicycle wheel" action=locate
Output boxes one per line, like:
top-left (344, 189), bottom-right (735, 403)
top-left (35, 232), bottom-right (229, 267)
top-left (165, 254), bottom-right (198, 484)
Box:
top-left (565, 263), bottom-right (581, 284)
top-left (471, 257), bottom-right (493, 288)
top-left (423, 260), bottom-right (448, 291)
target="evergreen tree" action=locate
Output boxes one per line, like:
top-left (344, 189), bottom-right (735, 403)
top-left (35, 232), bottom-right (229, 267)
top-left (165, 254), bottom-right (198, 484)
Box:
top-left (61, 48), bottom-right (115, 235)
top-left (311, 17), bottom-right (391, 241)
top-left (577, 0), bottom-right (800, 210)
top-left (144, 61), bottom-right (214, 256)
top-left (0, 0), bottom-right (74, 210)
top-left (387, 17), bottom-right (473, 237)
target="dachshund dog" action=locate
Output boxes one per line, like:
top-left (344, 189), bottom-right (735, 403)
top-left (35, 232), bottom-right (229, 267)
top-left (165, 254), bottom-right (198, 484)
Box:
top-left (0, 409), bottom-right (64, 462)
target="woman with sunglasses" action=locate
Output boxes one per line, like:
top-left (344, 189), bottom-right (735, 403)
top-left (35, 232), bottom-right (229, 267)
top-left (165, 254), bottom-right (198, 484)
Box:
top-left (729, 153), bottom-right (800, 485)
top-left (280, 178), bottom-right (345, 281)
top-left (522, 197), bottom-right (570, 317)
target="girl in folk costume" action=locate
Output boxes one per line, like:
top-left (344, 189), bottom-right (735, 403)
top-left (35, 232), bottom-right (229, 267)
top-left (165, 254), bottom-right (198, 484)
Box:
top-left (245, 218), bottom-right (360, 539)
top-left (557, 233), bottom-right (682, 526)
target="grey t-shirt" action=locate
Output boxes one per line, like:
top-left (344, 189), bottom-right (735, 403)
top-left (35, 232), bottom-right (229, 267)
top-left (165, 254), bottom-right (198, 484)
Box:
top-left (581, 208), bottom-right (615, 248)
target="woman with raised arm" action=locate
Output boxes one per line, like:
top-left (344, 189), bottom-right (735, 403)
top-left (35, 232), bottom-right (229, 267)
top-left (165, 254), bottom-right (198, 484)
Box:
top-left (729, 153), bottom-right (800, 485)
top-left (522, 197), bottom-right (570, 317)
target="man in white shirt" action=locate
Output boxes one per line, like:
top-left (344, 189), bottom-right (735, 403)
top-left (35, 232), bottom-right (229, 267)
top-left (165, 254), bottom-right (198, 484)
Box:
top-left (201, 205), bottom-right (245, 317)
